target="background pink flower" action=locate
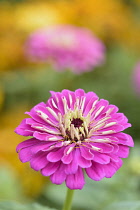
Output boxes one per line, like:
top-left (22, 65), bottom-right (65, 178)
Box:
top-left (15, 89), bottom-right (134, 190)
top-left (132, 62), bottom-right (140, 95)
top-left (26, 25), bottom-right (105, 74)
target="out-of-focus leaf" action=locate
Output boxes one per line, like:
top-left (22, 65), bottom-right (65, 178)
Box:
top-left (0, 86), bottom-right (4, 110)
top-left (0, 201), bottom-right (57, 210)
top-left (0, 167), bottom-right (22, 201)
top-left (104, 201), bottom-right (140, 210)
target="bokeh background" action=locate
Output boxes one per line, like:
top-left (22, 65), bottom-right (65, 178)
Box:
top-left (0, 0), bottom-right (140, 209)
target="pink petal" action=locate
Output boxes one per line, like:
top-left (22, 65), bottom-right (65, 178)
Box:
top-left (75, 89), bottom-right (85, 98)
top-left (47, 97), bottom-right (59, 112)
top-left (30, 152), bottom-right (48, 171)
top-left (111, 144), bottom-right (119, 153)
top-left (33, 131), bottom-right (51, 140)
top-left (104, 159), bottom-right (123, 178)
top-left (107, 104), bottom-right (119, 115)
top-left (65, 149), bottom-right (79, 174)
top-left (84, 91), bottom-right (98, 108)
top-left (47, 147), bottom-right (65, 162)
top-left (51, 92), bottom-right (65, 114)
top-left (31, 142), bottom-right (54, 153)
top-left (50, 164), bottom-right (66, 184)
top-left (15, 119), bottom-right (35, 136)
top-left (66, 167), bottom-right (85, 190)
top-left (91, 99), bottom-right (109, 120)
top-left (93, 152), bottom-right (110, 164)
top-left (91, 142), bottom-right (114, 153)
top-left (109, 154), bottom-right (119, 162)
top-left (85, 162), bottom-right (105, 181)
top-left (116, 145), bottom-right (130, 158)
top-left (25, 102), bottom-right (48, 125)
top-left (60, 90), bottom-right (73, 108)
top-left (61, 146), bottom-right (73, 164)
top-left (112, 133), bottom-right (134, 147)
top-left (80, 146), bottom-right (94, 160)
top-left (33, 131), bottom-right (63, 141)
top-left (78, 155), bottom-right (92, 168)
top-left (83, 96), bottom-right (99, 116)
top-left (18, 146), bottom-right (33, 163)
top-left (16, 138), bottom-right (39, 152)
top-left (26, 118), bottom-right (36, 125)
top-left (112, 113), bottom-right (131, 129)
top-left (30, 121), bottom-right (60, 134)
top-left (41, 161), bottom-right (60, 176)
top-left (99, 124), bottom-right (125, 133)
top-left (34, 104), bottom-right (59, 124)
top-left (75, 148), bottom-right (92, 168)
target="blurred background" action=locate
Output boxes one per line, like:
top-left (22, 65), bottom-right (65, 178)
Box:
top-left (0, 0), bottom-right (140, 209)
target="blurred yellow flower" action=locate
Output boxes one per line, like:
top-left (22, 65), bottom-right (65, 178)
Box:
top-left (62, 0), bottom-right (140, 49)
top-left (14, 1), bottom-right (65, 33)
top-left (0, 35), bottom-right (24, 71)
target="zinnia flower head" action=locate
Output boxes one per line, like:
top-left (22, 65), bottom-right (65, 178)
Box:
top-left (15, 89), bottom-right (134, 190)
top-left (26, 25), bottom-right (105, 73)
top-left (133, 62), bottom-right (140, 95)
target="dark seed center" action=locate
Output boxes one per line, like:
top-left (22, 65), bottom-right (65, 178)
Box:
top-left (71, 118), bottom-right (83, 128)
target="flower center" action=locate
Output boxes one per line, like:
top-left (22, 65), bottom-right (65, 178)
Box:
top-left (71, 118), bottom-right (83, 128)
top-left (58, 107), bottom-right (90, 145)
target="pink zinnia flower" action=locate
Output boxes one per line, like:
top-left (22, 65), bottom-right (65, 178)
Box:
top-left (15, 89), bottom-right (134, 190)
top-left (133, 62), bottom-right (140, 95)
top-left (26, 25), bottom-right (105, 73)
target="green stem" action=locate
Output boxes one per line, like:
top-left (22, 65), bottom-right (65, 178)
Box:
top-left (62, 188), bottom-right (75, 210)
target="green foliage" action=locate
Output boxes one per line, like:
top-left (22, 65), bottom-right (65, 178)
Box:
top-left (0, 167), bottom-right (22, 201)
top-left (104, 201), bottom-right (140, 210)
top-left (0, 202), bottom-right (57, 210)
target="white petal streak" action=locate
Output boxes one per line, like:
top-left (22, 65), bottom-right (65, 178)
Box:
top-left (46, 107), bottom-right (59, 120)
top-left (62, 97), bottom-right (68, 114)
top-left (94, 122), bottom-right (106, 130)
top-left (66, 146), bottom-right (74, 155)
top-left (91, 145), bottom-right (101, 151)
top-left (99, 130), bottom-right (115, 135)
top-left (51, 99), bottom-right (58, 108)
top-left (80, 96), bottom-right (86, 111)
top-left (87, 99), bottom-right (98, 116)
top-left (36, 110), bottom-right (57, 126)
top-left (93, 116), bottom-right (110, 126)
top-left (104, 122), bottom-right (117, 128)
top-left (69, 93), bottom-right (73, 106)
top-left (92, 138), bottom-right (111, 143)
top-left (48, 136), bottom-right (64, 141)
top-left (32, 125), bottom-right (61, 135)
top-left (106, 108), bottom-right (114, 116)
top-left (63, 140), bottom-right (71, 146)
top-left (92, 99), bottom-right (98, 108)
top-left (94, 106), bottom-right (105, 119)
top-left (75, 97), bottom-right (80, 109)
